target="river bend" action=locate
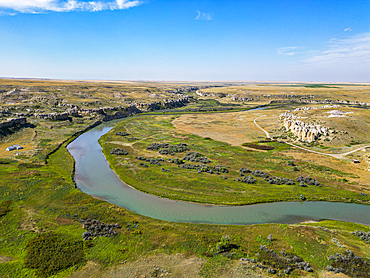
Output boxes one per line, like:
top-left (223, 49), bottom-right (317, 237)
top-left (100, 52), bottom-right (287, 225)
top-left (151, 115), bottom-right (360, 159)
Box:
top-left (67, 118), bottom-right (370, 225)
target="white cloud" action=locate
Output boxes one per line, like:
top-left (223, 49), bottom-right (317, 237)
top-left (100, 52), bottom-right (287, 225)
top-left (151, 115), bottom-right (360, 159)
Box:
top-left (344, 27), bottom-right (352, 32)
top-left (276, 33), bottom-right (370, 82)
top-left (305, 33), bottom-right (370, 65)
top-left (116, 0), bottom-right (140, 9)
top-left (0, 0), bottom-right (142, 13)
top-left (277, 46), bottom-right (299, 56)
top-left (195, 10), bottom-right (213, 21)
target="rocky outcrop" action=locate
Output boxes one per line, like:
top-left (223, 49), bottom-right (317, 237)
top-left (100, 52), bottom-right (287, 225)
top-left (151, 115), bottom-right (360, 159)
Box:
top-left (166, 86), bottom-right (220, 94)
top-left (0, 117), bottom-right (27, 129)
top-left (101, 105), bottom-right (141, 121)
top-left (133, 96), bottom-right (191, 111)
top-left (33, 96), bottom-right (190, 122)
top-left (34, 112), bottom-right (71, 120)
top-left (195, 91), bottom-right (227, 98)
top-left (227, 94), bottom-right (253, 102)
top-left (279, 112), bottom-right (329, 142)
top-left (271, 99), bottom-right (370, 106)
top-left (166, 86), bottom-right (200, 94)
top-left (263, 94), bottom-right (314, 99)
top-left (292, 105), bottom-right (340, 112)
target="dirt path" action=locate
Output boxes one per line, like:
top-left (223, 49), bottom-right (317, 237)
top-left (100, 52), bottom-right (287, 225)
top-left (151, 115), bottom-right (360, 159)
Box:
top-left (253, 115), bottom-right (270, 138)
top-left (253, 116), bottom-right (370, 159)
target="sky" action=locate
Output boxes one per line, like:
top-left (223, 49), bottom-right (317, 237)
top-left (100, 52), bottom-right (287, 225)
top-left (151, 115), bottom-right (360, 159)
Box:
top-left (0, 0), bottom-right (369, 82)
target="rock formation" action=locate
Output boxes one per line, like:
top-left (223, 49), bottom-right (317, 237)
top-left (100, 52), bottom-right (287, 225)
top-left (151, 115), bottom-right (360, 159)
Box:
top-left (0, 117), bottom-right (27, 129)
top-left (279, 112), bottom-right (329, 142)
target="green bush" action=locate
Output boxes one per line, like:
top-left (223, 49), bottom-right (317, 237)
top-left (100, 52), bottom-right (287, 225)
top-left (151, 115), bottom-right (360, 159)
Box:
top-left (25, 232), bottom-right (84, 276)
top-left (0, 200), bottom-right (12, 217)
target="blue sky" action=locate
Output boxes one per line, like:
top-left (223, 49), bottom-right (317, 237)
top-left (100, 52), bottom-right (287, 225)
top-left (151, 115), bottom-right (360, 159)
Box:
top-left (0, 0), bottom-right (369, 82)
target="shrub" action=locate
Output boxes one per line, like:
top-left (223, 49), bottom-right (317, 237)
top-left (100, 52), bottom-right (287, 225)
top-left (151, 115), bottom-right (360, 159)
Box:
top-left (239, 175), bottom-right (256, 184)
top-left (116, 131), bottom-right (130, 136)
top-left (25, 232), bottom-right (84, 276)
top-left (216, 235), bottom-right (231, 253)
top-left (0, 200), bottom-right (12, 217)
top-left (110, 148), bottom-right (128, 155)
top-left (328, 249), bottom-right (370, 277)
top-left (182, 152), bottom-right (211, 164)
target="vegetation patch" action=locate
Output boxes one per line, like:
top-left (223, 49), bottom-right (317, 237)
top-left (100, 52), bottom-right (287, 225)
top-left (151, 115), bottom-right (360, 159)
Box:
top-left (351, 230), bottom-right (370, 243)
top-left (327, 249), bottom-right (370, 277)
top-left (242, 143), bottom-right (274, 150)
top-left (179, 163), bottom-right (228, 174)
top-left (116, 131), bottom-right (130, 136)
top-left (80, 218), bottom-right (120, 240)
top-left (136, 156), bottom-right (164, 166)
top-left (147, 142), bottom-right (189, 154)
top-left (0, 200), bottom-right (12, 217)
top-left (25, 232), bottom-right (84, 276)
top-left (110, 148), bottom-right (128, 155)
top-left (182, 151), bottom-right (211, 164)
top-left (246, 244), bottom-right (314, 275)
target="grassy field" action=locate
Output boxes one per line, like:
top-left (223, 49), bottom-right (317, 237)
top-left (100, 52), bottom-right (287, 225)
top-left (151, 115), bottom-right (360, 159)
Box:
top-left (200, 83), bottom-right (370, 103)
top-left (99, 113), bottom-right (369, 205)
top-left (1, 79), bottom-right (370, 277)
top-left (173, 105), bottom-right (370, 187)
top-left (1, 140), bottom-right (370, 277)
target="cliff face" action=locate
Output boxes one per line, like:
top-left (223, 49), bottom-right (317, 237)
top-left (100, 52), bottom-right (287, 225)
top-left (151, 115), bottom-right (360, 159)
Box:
top-left (102, 105), bottom-right (142, 121)
top-left (271, 99), bottom-right (370, 106)
top-left (32, 96), bottom-right (191, 122)
top-left (34, 112), bottom-right (71, 120)
top-left (133, 96), bottom-right (190, 111)
top-left (0, 117), bottom-right (27, 129)
top-left (279, 112), bottom-right (329, 143)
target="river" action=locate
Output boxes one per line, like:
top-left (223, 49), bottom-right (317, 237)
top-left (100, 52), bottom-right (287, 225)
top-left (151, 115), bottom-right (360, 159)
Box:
top-left (67, 112), bottom-right (370, 226)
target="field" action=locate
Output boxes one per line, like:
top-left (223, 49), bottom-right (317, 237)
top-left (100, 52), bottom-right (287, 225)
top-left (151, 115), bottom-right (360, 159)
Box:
top-left (1, 143), bottom-right (370, 277)
top-left (172, 107), bottom-right (370, 185)
top-left (100, 111), bottom-right (369, 205)
top-left (1, 79), bottom-right (370, 277)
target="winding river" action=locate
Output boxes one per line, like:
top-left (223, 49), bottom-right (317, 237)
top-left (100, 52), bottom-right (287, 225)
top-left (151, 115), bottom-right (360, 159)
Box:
top-left (67, 116), bottom-right (370, 226)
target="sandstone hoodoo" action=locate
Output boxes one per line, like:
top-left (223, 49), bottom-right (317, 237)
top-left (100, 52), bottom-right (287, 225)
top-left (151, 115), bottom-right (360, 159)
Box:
top-left (279, 111), bottom-right (329, 142)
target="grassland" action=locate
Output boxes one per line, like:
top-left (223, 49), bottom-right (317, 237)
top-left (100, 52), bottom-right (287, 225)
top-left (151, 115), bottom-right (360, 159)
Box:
top-left (100, 112), bottom-right (369, 205)
top-left (200, 83), bottom-right (370, 104)
top-left (1, 141), bottom-right (370, 277)
top-left (173, 105), bottom-right (370, 186)
top-left (1, 79), bottom-right (370, 277)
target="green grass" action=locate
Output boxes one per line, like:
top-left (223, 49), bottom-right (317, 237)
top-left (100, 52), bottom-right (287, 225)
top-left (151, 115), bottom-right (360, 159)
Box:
top-left (25, 232), bottom-right (84, 276)
top-left (0, 111), bottom-right (370, 277)
top-left (99, 115), bottom-right (370, 206)
top-left (0, 124), bottom-right (368, 277)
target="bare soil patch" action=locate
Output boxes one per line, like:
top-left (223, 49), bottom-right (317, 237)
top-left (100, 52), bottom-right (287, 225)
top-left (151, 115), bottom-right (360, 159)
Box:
top-left (0, 256), bottom-right (13, 264)
top-left (70, 253), bottom-right (205, 278)
top-left (55, 217), bottom-right (74, 225)
top-left (21, 207), bottom-right (40, 233)
top-left (172, 110), bottom-right (278, 146)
